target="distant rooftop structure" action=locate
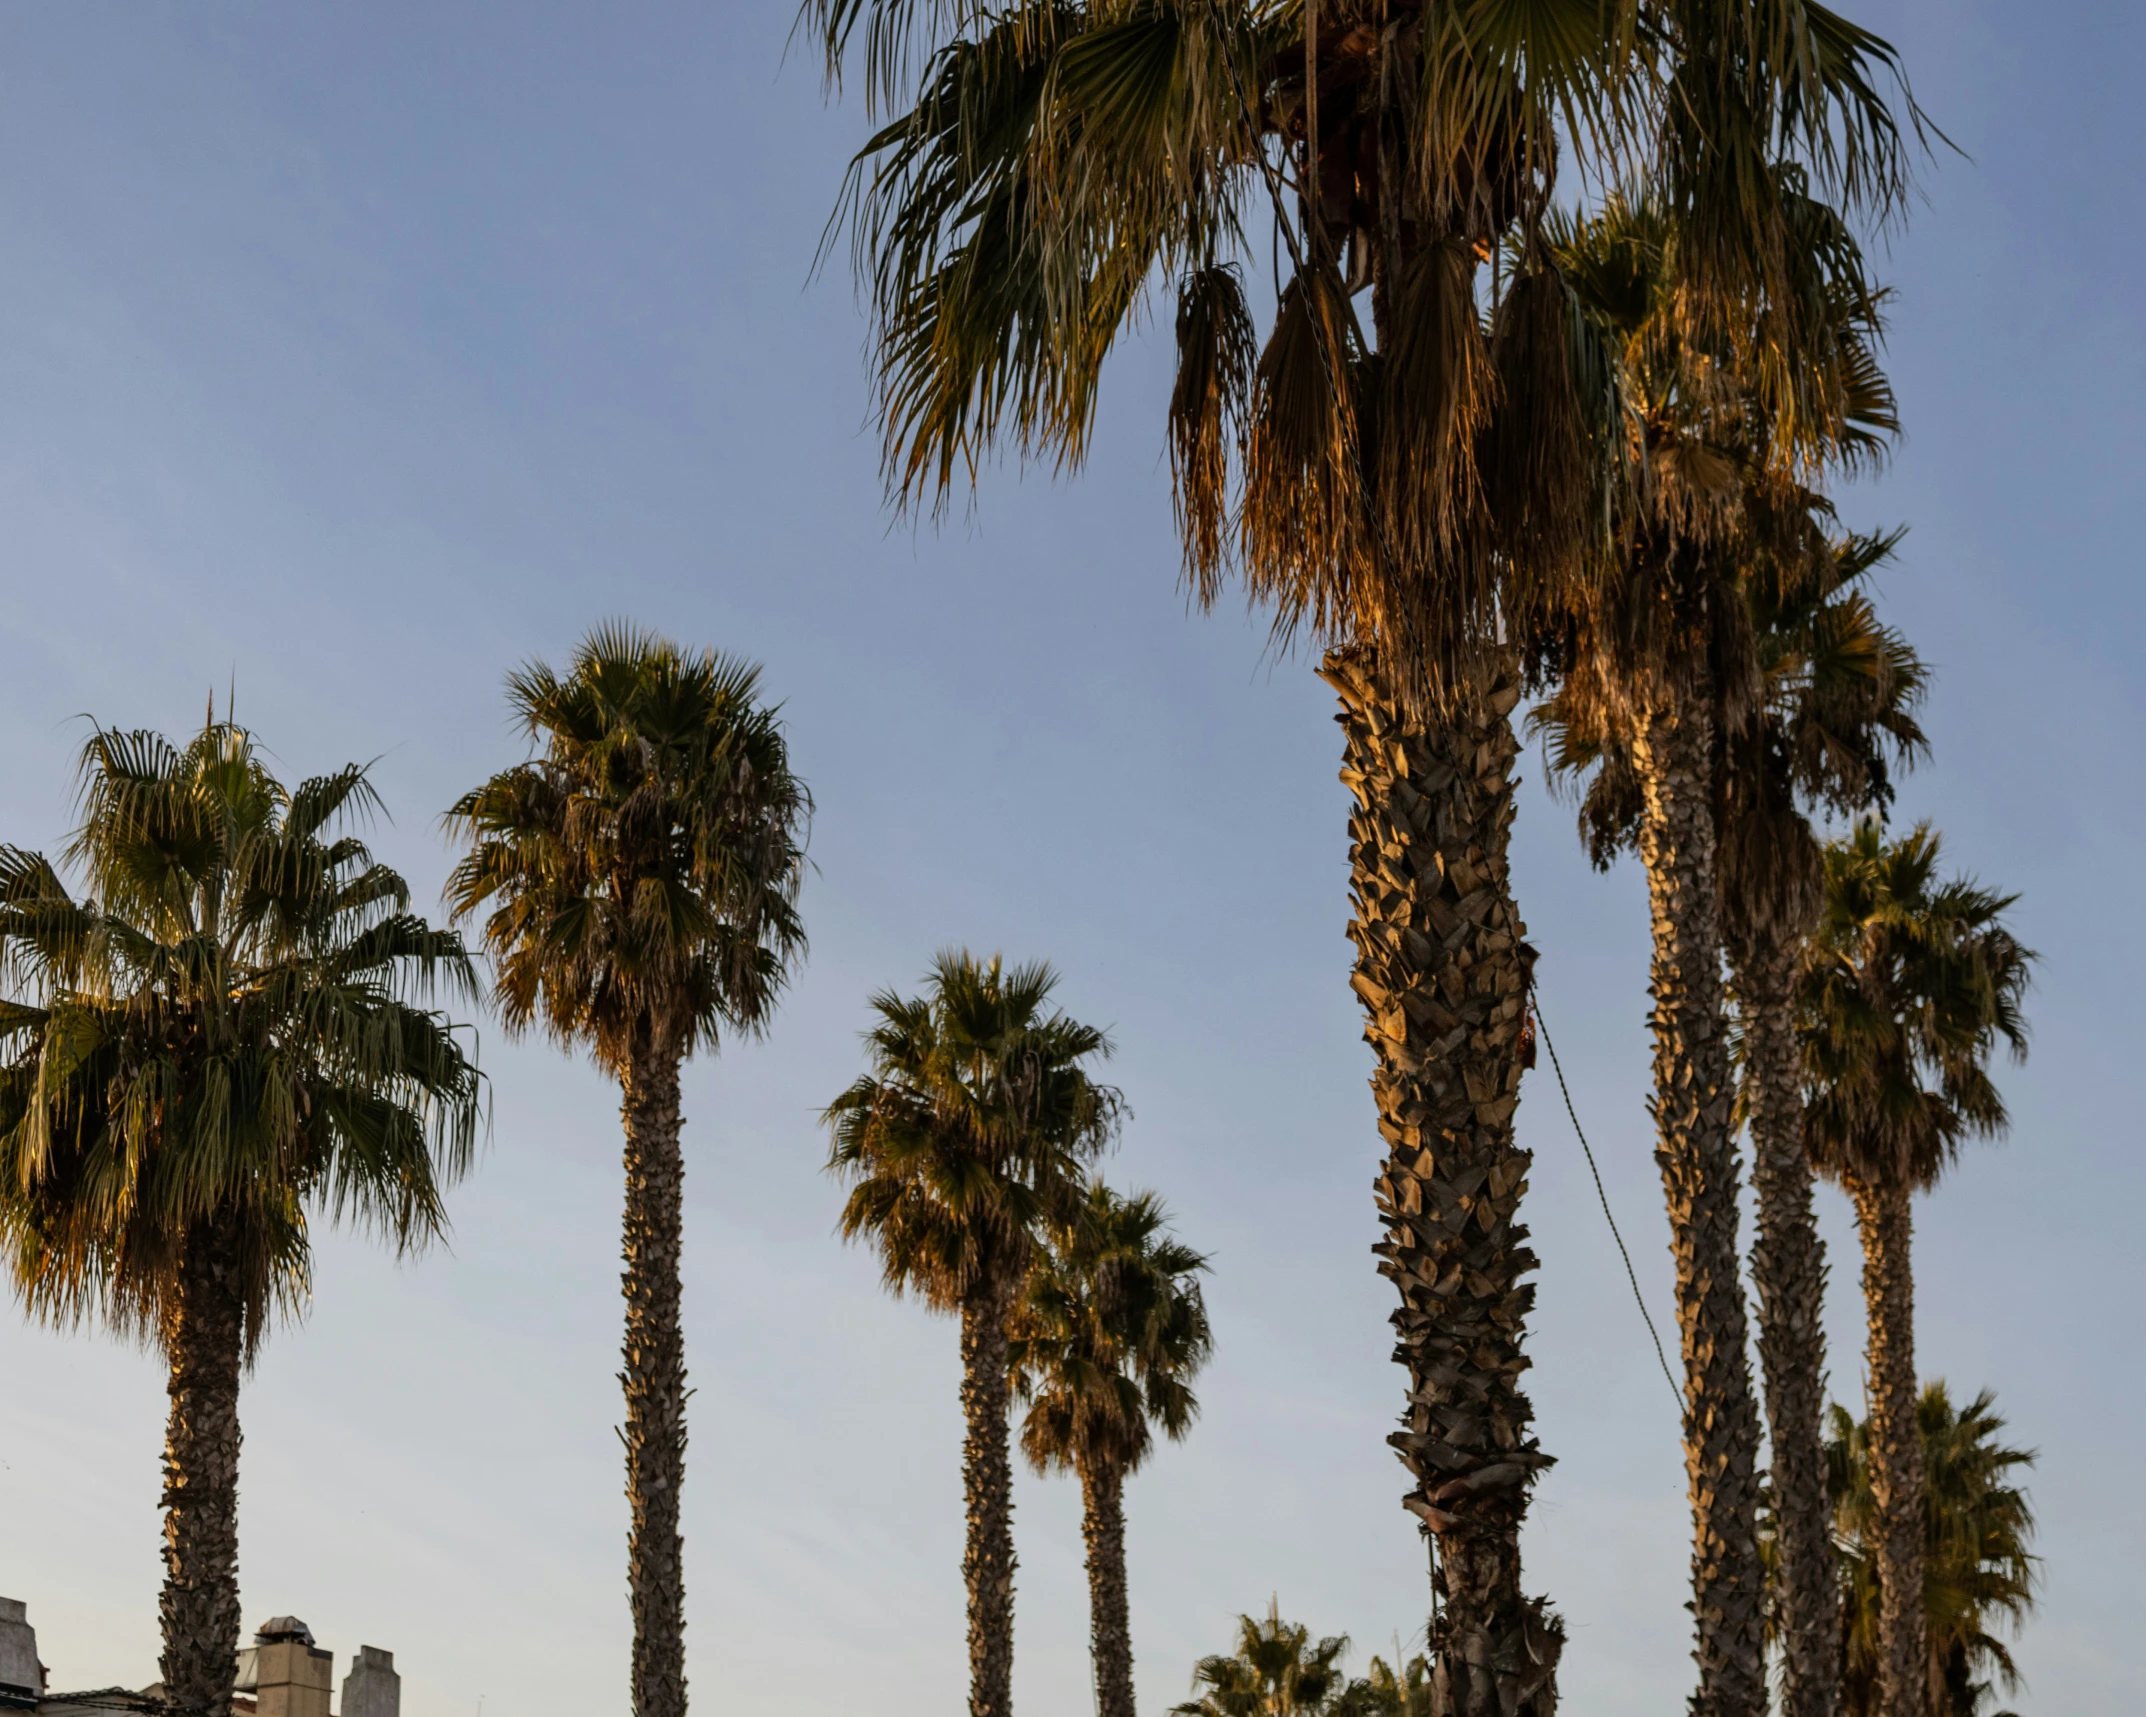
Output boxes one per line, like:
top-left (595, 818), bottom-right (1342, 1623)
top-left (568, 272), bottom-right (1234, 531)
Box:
top-left (0, 1601), bottom-right (39, 1711)
top-left (0, 1602), bottom-right (400, 1717)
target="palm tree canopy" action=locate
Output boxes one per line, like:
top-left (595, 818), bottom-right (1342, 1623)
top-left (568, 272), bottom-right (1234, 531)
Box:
top-left (807, 0), bottom-right (1928, 693)
top-left (444, 623), bottom-right (810, 1073)
top-left (1801, 822), bottom-right (2033, 1193)
top-left (1536, 508), bottom-right (1926, 931)
top-left (1172, 1603), bottom-right (1356, 1717)
top-left (1526, 185), bottom-right (1910, 821)
top-left (0, 719), bottom-right (484, 1356)
top-left (1011, 1178), bottom-right (1211, 1477)
top-left (1827, 1382), bottom-right (2038, 1716)
top-left (824, 951), bottom-right (1123, 1309)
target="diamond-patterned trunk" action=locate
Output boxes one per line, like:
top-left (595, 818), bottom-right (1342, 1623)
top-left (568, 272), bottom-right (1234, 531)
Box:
top-left (1322, 648), bottom-right (1560, 1717)
top-left (1078, 1459), bottom-right (1135, 1717)
top-left (1733, 930), bottom-right (1839, 1717)
top-left (1630, 672), bottom-right (1767, 1717)
top-left (621, 1036), bottom-right (689, 1717)
top-left (960, 1280), bottom-right (1018, 1717)
top-left (1851, 1176), bottom-right (1928, 1717)
top-left (159, 1215), bottom-right (246, 1717)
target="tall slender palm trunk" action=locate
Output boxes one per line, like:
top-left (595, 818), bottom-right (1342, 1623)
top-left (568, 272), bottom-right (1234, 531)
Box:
top-left (1323, 649), bottom-right (1561, 1717)
top-left (1731, 930), bottom-right (1839, 1717)
top-left (621, 1037), bottom-right (689, 1717)
top-left (959, 1280), bottom-right (1018, 1717)
top-left (1078, 1459), bottom-right (1135, 1717)
top-left (1850, 1176), bottom-right (1927, 1717)
top-left (159, 1216), bottom-right (246, 1717)
top-left (1629, 672), bottom-right (1766, 1717)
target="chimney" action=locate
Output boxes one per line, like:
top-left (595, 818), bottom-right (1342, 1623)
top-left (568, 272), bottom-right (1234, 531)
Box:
top-left (251, 1619), bottom-right (332, 1717)
top-left (0, 1599), bottom-right (40, 1710)
top-left (339, 1647), bottom-right (400, 1717)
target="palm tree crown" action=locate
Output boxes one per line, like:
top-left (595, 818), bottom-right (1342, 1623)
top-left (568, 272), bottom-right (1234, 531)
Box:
top-left (1802, 821), bottom-right (2033, 1193)
top-left (1173, 1605), bottom-right (1356, 1717)
top-left (1827, 1384), bottom-right (2039, 1717)
top-left (1012, 1180), bottom-right (1211, 1479)
top-left (0, 718), bottom-right (482, 1349)
top-left (445, 622), bottom-right (810, 1070)
top-left (825, 952), bottom-right (1124, 1306)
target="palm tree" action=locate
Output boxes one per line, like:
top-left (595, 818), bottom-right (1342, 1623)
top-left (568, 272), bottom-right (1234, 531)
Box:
top-left (1172, 1605), bottom-right (1355, 1717)
top-left (1801, 826), bottom-right (2032, 1717)
top-left (825, 953), bottom-right (1122, 1717)
top-left (1826, 1384), bottom-right (2038, 1717)
top-left (808, 4), bottom-right (1922, 1708)
top-left (1719, 531), bottom-right (1926, 1717)
top-left (1339, 1650), bottom-right (1435, 1717)
top-left (1011, 1180), bottom-right (1211, 1717)
top-left (1533, 189), bottom-right (1907, 1715)
top-left (444, 626), bottom-right (809, 1717)
top-left (0, 718), bottom-right (483, 1717)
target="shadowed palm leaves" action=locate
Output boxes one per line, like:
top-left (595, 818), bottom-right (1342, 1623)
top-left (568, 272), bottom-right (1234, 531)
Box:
top-left (445, 627), bottom-right (809, 1717)
top-left (1343, 1652), bottom-right (1437, 1717)
top-left (1801, 826), bottom-right (2031, 1717)
top-left (825, 953), bottom-right (1122, 1717)
top-left (0, 720), bottom-right (482, 1717)
top-left (811, 4), bottom-right (1925, 1709)
top-left (1012, 1181), bottom-right (1211, 1717)
top-left (1827, 1384), bottom-right (2038, 1717)
top-left (1172, 1605), bottom-right (1355, 1717)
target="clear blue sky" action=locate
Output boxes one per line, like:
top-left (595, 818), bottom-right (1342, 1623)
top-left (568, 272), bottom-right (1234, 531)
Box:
top-left (0, 4), bottom-right (2137, 1714)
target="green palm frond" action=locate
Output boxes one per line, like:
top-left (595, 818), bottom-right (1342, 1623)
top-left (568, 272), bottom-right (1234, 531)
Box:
top-left (1173, 1602), bottom-right (1358, 1717)
top-left (1826, 1382), bottom-right (2038, 1717)
top-left (0, 720), bottom-right (485, 1361)
top-left (446, 626), bottom-right (810, 1073)
top-left (824, 951), bottom-right (1121, 1310)
top-left (1011, 1178), bottom-right (1210, 1476)
top-left (1800, 823), bottom-right (2033, 1193)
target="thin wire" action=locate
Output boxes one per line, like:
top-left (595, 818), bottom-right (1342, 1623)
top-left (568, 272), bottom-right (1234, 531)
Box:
top-left (1529, 981), bottom-right (1684, 1418)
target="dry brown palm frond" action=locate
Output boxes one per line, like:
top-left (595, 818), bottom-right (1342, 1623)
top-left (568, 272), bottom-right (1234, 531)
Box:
top-left (1376, 236), bottom-right (1493, 579)
top-left (1487, 262), bottom-right (1600, 593)
top-left (1718, 760), bottom-right (1823, 949)
top-left (1170, 263), bottom-right (1257, 602)
top-left (1648, 433), bottom-right (1745, 542)
top-left (1240, 262), bottom-right (1374, 649)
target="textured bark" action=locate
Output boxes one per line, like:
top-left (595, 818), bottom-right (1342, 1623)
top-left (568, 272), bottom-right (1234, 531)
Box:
top-left (1733, 929), bottom-right (1839, 1717)
top-left (621, 1037), bottom-right (689, 1717)
top-left (1630, 675), bottom-right (1767, 1717)
top-left (1851, 1177), bottom-right (1927, 1717)
top-left (1323, 649), bottom-right (1562, 1717)
top-left (1079, 1460), bottom-right (1135, 1717)
top-left (159, 1217), bottom-right (246, 1717)
top-left (960, 1281), bottom-right (1018, 1717)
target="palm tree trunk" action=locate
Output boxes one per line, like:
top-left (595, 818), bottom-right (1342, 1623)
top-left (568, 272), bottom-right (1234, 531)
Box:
top-left (1322, 648), bottom-right (1561, 1717)
top-left (1732, 928), bottom-right (1838, 1717)
top-left (1630, 672), bottom-right (1766, 1717)
top-left (1850, 1175), bottom-right (1927, 1717)
top-left (159, 1214), bottom-right (245, 1717)
top-left (621, 1034), bottom-right (689, 1717)
top-left (960, 1279), bottom-right (1017, 1717)
top-left (1079, 1459), bottom-right (1135, 1717)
